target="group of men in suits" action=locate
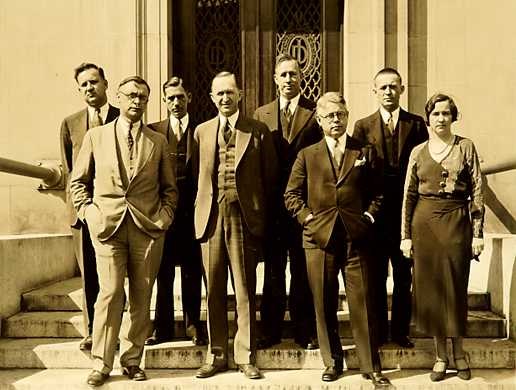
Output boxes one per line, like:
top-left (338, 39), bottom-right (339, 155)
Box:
top-left (59, 57), bottom-right (427, 387)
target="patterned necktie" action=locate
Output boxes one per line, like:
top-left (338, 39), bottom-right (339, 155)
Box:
top-left (223, 120), bottom-right (232, 143)
top-left (127, 122), bottom-right (134, 160)
top-left (90, 107), bottom-right (103, 129)
top-left (334, 138), bottom-right (343, 168)
top-left (175, 121), bottom-right (183, 140)
top-left (281, 100), bottom-right (292, 138)
top-left (387, 112), bottom-right (395, 134)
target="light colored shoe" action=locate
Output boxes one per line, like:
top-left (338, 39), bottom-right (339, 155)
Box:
top-left (430, 359), bottom-right (448, 382)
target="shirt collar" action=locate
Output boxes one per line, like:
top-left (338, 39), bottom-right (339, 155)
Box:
top-left (87, 103), bottom-right (109, 123)
top-left (324, 133), bottom-right (347, 153)
top-left (379, 106), bottom-right (400, 127)
top-left (280, 94), bottom-right (300, 114)
top-left (170, 113), bottom-right (189, 130)
top-left (118, 116), bottom-right (141, 136)
top-left (219, 110), bottom-right (239, 129)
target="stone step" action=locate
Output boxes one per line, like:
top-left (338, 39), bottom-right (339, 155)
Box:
top-left (0, 368), bottom-right (515, 390)
top-left (2, 310), bottom-right (507, 339)
top-left (0, 338), bottom-right (514, 370)
top-left (22, 276), bottom-right (492, 312)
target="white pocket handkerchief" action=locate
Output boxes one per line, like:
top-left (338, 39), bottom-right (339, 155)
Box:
top-left (354, 156), bottom-right (366, 167)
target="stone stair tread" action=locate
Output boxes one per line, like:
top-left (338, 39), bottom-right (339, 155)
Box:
top-left (22, 276), bottom-right (491, 311)
top-left (2, 309), bottom-right (506, 339)
top-left (0, 368), bottom-right (514, 389)
top-left (0, 338), bottom-right (514, 370)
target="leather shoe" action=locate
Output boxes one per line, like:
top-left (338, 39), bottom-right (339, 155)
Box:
top-left (257, 336), bottom-right (281, 349)
top-left (79, 335), bottom-right (93, 351)
top-left (196, 363), bottom-right (228, 378)
top-left (295, 337), bottom-right (319, 350)
top-left (392, 335), bottom-right (415, 348)
top-left (86, 370), bottom-right (109, 387)
top-left (122, 366), bottom-right (147, 381)
top-left (322, 366), bottom-right (343, 382)
top-left (362, 371), bottom-right (392, 387)
top-left (238, 364), bottom-right (262, 379)
top-left (144, 335), bottom-right (172, 346)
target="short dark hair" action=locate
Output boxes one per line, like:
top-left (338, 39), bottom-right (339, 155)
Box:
top-left (74, 63), bottom-right (106, 82)
top-left (275, 53), bottom-right (300, 72)
top-left (374, 67), bottom-right (402, 83)
top-left (162, 76), bottom-right (187, 95)
top-left (118, 76), bottom-right (151, 95)
top-left (316, 92), bottom-right (348, 113)
top-left (424, 93), bottom-right (459, 125)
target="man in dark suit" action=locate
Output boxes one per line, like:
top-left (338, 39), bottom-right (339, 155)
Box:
top-left (71, 76), bottom-right (178, 386)
top-left (145, 76), bottom-right (206, 346)
top-left (59, 63), bottom-right (119, 351)
top-left (353, 68), bottom-right (428, 348)
top-left (193, 72), bottom-right (278, 380)
top-left (253, 53), bottom-right (321, 350)
top-left (285, 92), bottom-right (390, 386)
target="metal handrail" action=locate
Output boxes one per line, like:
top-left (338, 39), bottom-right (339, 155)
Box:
top-left (0, 157), bottom-right (62, 188)
top-left (481, 160), bottom-right (516, 176)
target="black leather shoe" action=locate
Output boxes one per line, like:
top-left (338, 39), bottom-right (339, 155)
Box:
top-left (257, 336), bottom-right (281, 349)
top-left (238, 364), bottom-right (262, 379)
top-left (196, 363), bottom-right (228, 378)
top-left (362, 371), bottom-right (392, 387)
top-left (295, 337), bottom-right (319, 350)
top-left (144, 335), bottom-right (173, 346)
top-left (79, 335), bottom-right (93, 351)
top-left (86, 370), bottom-right (109, 387)
top-left (122, 366), bottom-right (147, 381)
top-left (322, 366), bottom-right (343, 382)
top-left (392, 335), bottom-right (415, 348)
top-left (186, 325), bottom-right (208, 346)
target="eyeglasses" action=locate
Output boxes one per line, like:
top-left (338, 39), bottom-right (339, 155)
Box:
top-left (319, 111), bottom-right (348, 121)
top-left (119, 91), bottom-right (149, 103)
top-left (438, 170), bottom-right (449, 195)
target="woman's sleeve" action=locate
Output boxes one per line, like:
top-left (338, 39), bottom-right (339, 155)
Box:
top-left (401, 146), bottom-right (421, 240)
top-left (466, 140), bottom-right (485, 238)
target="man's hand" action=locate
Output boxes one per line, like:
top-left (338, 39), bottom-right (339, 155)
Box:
top-left (303, 213), bottom-right (314, 225)
top-left (400, 239), bottom-right (412, 258)
top-left (472, 237), bottom-right (484, 258)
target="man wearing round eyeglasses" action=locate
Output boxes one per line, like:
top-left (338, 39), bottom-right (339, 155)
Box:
top-left (285, 92), bottom-right (390, 386)
top-left (71, 76), bottom-right (178, 387)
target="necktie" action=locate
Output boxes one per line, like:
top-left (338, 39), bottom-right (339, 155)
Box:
top-left (334, 138), bottom-right (343, 168)
top-left (127, 123), bottom-right (134, 160)
top-left (281, 101), bottom-right (292, 138)
top-left (387, 112), bottom-right (395, 134)
top-left (175, 121), bottom-right (183, 140)
top-left (222, 120), bottom-right (232, 143)
top-left (90, 107), bottom-right (103, 129)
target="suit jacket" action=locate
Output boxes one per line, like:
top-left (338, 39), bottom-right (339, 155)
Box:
top-left (70, 119), bottom-right (178, 241)
top-left (60, 105), bottom-right (120, 227)
top-left (193, 114), bottom-right (279, 240)
top-left (253, 96), bottom-right (322, 187)
top-left (353, 109), bottom-right (427, 194)
top-left (284, 137), bottom-right (383, 249)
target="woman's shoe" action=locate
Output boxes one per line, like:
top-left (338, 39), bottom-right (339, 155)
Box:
top-left (454, 354), bottom-right (471, 380)
top-left (430, 359), bottom-right (448, 382)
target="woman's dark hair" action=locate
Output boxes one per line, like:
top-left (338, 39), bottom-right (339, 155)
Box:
top-left (424, 93), bottom-right (459, 125)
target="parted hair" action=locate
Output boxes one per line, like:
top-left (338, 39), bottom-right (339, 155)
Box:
top-left (316, 92), bottom-right (348, 113)
top-left (118, 76), bottom-right (151, 95)
top-left (74, 63), bottom-right (106, 82)
top-left (374, 67), bottom-right (402, 83)
top-left (162, 76), bottom-right (187, 95)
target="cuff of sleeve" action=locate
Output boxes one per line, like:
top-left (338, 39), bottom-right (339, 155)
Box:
top-left (363, 211), bottom-right (375, 224)
top-left (296, 209), bottom-right (312, 226)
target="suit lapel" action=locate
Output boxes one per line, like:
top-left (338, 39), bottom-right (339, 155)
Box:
top-left (235, 117), bottom-right (251, 168)
top-left (337, 147), bottom-right (360, 186)
top-left (186, 125), bottom-right (194, 166)
top-left (73, 109), bottom-right (88, 141)
top-left (264, 100), bottom-right (279, 131)
top-left (397, 109), bottom-right (410, 158)
top-left (106, 105), bottom-right (119, 123)
top-left (289, 103), bottom-right (312, 143)
top-left (205, 118), bottom-right (218, 177)
top-left (131, 126), bottom-right (155, 182)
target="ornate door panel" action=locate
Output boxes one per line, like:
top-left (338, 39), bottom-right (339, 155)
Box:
top-left (172, 0), bottom-right (342, 122)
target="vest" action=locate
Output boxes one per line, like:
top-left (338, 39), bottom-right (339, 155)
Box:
top-left (381, 119), bottom-right (399, 174)
top-left (217, 126), bottom-right (238, 203)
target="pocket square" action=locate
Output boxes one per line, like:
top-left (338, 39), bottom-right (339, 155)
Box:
top-left (354, 156), bottom-right (366, 167)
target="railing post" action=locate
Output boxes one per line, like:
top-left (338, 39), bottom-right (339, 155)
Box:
top-left (0, 157), bottom-right (64, 190)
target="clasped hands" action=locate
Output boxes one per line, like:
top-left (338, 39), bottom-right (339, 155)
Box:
top-left (400, 237), bottom-right (484, 259)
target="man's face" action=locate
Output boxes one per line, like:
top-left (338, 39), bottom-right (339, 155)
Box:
top-left (210, 75), bottom-right (241, 117)
top-left (77, 68), bottom-right (108, 108)
top-left (373, 73), bottom-right (404, 112)
top-left (117, 81), bottom-right (149, 122)
top-left (274, 60), bottom-right (301, 100)
top-left (163, 85), bottom-right (191, 120)
top-left (316, 101), bottom-right (349, 139)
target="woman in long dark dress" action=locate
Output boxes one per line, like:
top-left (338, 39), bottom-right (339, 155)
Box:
top-left (400, 93), bottom-right (484, 382)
